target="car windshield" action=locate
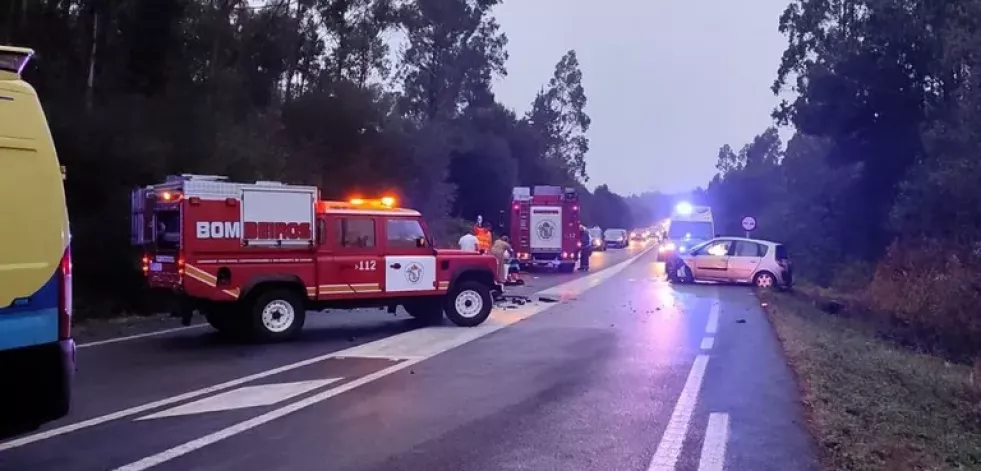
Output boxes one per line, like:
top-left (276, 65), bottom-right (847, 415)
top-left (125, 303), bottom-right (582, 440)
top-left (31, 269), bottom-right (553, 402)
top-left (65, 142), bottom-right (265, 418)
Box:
top-left (668, 221), bottom-right (713, 241)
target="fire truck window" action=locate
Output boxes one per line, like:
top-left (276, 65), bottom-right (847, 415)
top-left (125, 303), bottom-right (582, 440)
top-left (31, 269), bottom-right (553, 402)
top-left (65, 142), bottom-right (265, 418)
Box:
top-left (337, 218), bottom-right (375, 248)
top-left (155, 210), bottom-right (180, 250)
top-left (386, 219), bottom-right (425, 249)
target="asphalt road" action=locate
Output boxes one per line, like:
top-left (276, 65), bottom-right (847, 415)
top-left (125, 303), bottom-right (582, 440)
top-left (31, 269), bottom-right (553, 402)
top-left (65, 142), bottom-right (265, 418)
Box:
top-left (0, 241), bottom-right (819, 471)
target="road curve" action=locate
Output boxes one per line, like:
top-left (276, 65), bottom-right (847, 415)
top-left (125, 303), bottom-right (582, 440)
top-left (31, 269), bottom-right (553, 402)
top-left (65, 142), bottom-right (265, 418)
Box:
top-left (0, 242), bottom-right (819, 471)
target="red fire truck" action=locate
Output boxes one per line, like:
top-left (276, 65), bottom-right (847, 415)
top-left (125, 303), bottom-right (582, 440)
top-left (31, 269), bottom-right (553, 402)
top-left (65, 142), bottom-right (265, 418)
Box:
top-left (131, 175), bottom-right (502, 341)
top-left (509, 186), bottom-right (581, 272)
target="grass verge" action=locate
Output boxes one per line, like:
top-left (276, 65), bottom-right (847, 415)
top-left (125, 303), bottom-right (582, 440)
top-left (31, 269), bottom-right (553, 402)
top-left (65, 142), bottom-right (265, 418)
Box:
top-left (758, 289), bottom-right (981, 471)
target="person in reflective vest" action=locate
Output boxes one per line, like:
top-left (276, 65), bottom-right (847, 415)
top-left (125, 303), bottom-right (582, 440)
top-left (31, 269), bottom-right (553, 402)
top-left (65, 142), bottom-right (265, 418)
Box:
top-left (475, 224), bottom-right (492, 253)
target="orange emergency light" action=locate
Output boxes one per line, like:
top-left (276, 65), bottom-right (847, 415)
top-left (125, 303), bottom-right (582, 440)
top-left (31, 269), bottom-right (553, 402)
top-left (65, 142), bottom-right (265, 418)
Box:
top-left (347, 196), bottom-right (397, 207)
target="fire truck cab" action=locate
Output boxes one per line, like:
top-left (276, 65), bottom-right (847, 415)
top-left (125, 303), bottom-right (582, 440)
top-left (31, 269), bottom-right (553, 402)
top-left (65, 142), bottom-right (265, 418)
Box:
top-left (131, 175), bottom-right (502, 341)
top-left (509, 186), bottom-right (581, 273)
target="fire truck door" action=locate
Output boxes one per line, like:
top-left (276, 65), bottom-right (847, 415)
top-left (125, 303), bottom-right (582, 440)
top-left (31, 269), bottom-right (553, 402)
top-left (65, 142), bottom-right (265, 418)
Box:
top-left (383, 218), bottom-right (436, 293)
top-left (329, 216), bottom-right (384, 295)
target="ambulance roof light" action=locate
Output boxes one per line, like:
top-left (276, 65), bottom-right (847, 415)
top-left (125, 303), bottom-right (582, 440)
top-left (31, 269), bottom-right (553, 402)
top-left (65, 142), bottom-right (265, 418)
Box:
top-left (0, 46), bottom-right (33, 77)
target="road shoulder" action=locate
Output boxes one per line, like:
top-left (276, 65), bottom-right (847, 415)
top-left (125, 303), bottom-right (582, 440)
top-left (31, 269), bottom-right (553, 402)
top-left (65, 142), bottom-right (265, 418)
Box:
top-left (759, 289), bottom-right (981, 470)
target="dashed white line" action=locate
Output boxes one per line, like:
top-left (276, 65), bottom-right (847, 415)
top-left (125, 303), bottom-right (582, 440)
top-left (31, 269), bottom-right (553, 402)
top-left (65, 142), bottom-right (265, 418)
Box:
top-left (700, 337), bottom-right (715, 350)
top-left (696, 413), bottom-right (730, 471)
top-left (647, 354), bottom-right (710, 471)
top-left (705, 303), bottom-right (720, 334)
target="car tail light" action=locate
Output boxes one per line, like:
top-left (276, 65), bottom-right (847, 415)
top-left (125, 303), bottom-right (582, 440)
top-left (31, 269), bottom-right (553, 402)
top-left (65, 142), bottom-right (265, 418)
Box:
top-left (58, 247), bottom-right (72, 340)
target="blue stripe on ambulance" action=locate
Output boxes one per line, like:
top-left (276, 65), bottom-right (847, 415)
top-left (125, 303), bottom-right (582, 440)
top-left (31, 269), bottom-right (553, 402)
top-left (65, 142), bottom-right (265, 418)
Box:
top-left (0, 270), bottom-right (59, 350)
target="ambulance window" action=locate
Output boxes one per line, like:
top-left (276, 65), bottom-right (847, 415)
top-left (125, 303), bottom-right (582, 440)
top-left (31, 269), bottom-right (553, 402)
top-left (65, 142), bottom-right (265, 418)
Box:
top-left (337, 218), bottom-right (375, 248)
top-left (387, 219), bottom-right (425, 249)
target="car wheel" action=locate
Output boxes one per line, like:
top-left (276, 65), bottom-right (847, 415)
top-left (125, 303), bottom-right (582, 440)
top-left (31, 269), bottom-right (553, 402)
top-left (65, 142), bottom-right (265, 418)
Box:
top-left (249, 288), bottom-right (306, 342)
top-left (445, 281), bottom-right (493, 327)
top-left (753, 271), bottom-right (776, 289)
top-left (679, 264), bottom-right (694, 283)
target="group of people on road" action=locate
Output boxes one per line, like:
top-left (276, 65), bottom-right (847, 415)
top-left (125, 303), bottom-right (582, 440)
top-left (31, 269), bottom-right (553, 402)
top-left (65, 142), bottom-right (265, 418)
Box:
top-left (457, 220), bottom-right (595, 280)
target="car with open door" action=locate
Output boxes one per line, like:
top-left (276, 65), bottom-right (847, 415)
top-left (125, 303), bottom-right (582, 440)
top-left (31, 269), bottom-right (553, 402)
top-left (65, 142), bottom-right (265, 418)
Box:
top-left (668, 237), bottom-right (792, 289)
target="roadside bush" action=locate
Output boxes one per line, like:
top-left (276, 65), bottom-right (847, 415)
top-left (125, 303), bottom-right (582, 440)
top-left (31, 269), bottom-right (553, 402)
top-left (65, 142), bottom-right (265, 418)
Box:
top-left (867, 239), bottom-right (981, 361)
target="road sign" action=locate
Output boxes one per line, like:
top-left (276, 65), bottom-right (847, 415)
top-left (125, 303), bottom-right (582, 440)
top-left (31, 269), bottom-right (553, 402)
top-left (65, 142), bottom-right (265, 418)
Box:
top-left (741, 216), bottom-right (757, 232)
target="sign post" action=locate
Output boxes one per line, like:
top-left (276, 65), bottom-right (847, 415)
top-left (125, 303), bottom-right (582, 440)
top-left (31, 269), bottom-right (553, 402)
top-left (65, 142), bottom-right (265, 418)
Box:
top-left (741, 216), bottom-right (757, 238)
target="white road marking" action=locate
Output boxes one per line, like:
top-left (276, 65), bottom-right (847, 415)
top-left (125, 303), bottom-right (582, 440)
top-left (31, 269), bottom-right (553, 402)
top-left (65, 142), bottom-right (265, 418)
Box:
top-left (696, 413), bottom-right (730, 471)
top-left (700, 337), bottom-right (714, 350)
top-left (136, 379), bottom-right (342, 420)
top-left (1, 247), bottom-right (654, 451)
top-left (705, 303), bottom-right (720, 334)
top-left (113, 362), bottom-right (418, 471)
top-left (77, 325), bottom-right (207, 348)
top-left (647, 354), bottom-right (710, 471)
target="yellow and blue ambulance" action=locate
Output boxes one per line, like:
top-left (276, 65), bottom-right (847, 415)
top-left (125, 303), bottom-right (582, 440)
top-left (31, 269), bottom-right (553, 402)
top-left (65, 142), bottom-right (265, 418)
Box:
top-left (0, 46), bottom-right (74, 433)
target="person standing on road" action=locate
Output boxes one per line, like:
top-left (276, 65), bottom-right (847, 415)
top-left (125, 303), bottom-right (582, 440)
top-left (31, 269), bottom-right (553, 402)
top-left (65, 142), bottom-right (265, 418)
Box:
top-left (578, 226), bottom-right (591, 271)
top-left (458, 231), bottom-right (478, 251)
top-left (490, 235), bottom-right (513, 281)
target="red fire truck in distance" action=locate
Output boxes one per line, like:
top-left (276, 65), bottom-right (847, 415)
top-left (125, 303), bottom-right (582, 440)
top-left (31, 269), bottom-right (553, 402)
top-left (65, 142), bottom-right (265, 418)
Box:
top-left (131, 174), bottom-right (502, 341)
top-left (509, 186), bottom-right (581, 273)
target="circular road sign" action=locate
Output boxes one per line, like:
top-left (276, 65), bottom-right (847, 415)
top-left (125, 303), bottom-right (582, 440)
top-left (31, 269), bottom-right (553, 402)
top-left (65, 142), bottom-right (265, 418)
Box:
top-left (741, 216), bottom-right (757, 232)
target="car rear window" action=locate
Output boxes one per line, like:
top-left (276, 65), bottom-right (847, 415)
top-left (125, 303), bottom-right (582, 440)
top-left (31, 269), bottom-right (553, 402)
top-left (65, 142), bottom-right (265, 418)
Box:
top-left (775, 244), bottom-right (788, 260)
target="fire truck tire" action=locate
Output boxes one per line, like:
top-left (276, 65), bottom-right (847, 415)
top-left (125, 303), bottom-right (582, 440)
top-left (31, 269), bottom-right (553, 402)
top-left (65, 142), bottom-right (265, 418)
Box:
top-left (403, 298), bottom-right (444, 324)
top-left (204, 306), bottom-right (246, 337)
top-left (444, 281), bottom-right (493, 327)
top-left (249, 289), bottom-right (306, 342)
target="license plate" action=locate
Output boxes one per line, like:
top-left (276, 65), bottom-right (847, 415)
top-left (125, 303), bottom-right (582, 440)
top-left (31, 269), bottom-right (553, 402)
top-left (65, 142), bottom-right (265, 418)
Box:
top-left (150, 262), bottom-right (163, 272)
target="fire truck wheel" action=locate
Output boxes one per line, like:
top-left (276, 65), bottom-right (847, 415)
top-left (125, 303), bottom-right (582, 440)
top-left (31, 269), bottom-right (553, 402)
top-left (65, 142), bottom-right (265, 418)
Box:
top-left (445, 281), bottom-right (492, 327)
top-left (403, 299), bottom-right (444, 324)
top-left (249, 289), bottom-right (306, 342)
top-left (204, 305), bottom-right (246, 337)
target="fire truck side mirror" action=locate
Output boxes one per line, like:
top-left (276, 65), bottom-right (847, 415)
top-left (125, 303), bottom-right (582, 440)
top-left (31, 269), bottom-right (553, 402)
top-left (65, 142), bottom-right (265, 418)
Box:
top-left (415, 236), bottom-right (428, 248)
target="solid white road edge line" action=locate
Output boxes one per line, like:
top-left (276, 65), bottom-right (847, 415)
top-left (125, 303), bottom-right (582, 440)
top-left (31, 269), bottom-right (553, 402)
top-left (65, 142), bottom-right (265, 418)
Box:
top-left (112, 361), bottom-right (419, 471)
top-left (699, 337), bottom-right (714, 350)
top-left (0, 246), bottom-right (654, 452)
top-left (696, 413), bottom-right (730, 471)
top-left (705, 302), bottom-right (720, 334)
top-left (77, 325), bottom-right (208, 348)
top-left (647, 354), bottom-right (710, 471)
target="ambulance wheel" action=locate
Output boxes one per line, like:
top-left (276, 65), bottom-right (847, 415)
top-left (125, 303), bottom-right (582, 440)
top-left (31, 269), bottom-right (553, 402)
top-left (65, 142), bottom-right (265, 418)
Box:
top-left (403, 298), bottom-right (444, 324)
top-left (445, 281), bottom-right (492, 327)
top-left (249, 288), bottom-right (306, 342)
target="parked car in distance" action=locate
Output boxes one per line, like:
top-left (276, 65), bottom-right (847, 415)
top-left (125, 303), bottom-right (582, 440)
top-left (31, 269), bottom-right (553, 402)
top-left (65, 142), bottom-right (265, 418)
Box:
top-left (603, 228), bottom-right (628, 249)
top-left (669, 237), bottom-right (792, 289)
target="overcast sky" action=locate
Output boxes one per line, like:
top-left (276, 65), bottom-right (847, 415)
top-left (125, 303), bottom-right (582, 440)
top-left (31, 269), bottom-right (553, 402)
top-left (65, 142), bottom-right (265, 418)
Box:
top-left (491, 0), bottom-right (795, 196)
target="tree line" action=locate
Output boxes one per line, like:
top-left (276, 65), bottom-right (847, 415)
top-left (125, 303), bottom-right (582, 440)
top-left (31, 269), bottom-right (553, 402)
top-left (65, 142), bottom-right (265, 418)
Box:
top-left (680, 0), bottom-right (981, 360)
top-left (1, 0), bottom-right (635, 316)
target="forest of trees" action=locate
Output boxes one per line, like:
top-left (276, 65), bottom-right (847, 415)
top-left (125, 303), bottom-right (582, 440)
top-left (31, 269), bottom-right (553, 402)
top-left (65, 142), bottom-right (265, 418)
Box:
top-left (1, 0), bottom-right (635, 315)
top-left (696, 0), bottom-right (981, 359)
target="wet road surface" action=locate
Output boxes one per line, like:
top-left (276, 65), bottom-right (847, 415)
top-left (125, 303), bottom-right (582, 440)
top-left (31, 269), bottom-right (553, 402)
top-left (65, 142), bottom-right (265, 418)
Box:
top-left (0, 241), bottom-right (819, 471)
